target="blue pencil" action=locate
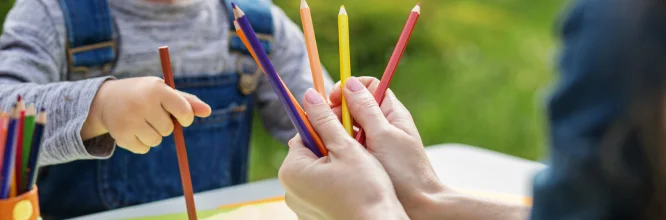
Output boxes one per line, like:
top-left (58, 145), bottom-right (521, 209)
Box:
top-left (0, 106), bottom-right (18, 199)
top-left (232, 3), bottom-right (322, 157)
top-left (25, 109), bottom-right (45, 192)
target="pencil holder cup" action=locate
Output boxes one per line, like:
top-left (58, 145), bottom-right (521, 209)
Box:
top-left (0, 187), bottom-right (40, 220)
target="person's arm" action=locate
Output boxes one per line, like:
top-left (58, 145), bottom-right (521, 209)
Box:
top-left (255, 5), bottom-right (335, 144)
top-left (405, 191), bottom-right (529, 220)
top-left (0, 0), bottom-right (116, 165)
top-left (532, 0), bottom-right (666, 219)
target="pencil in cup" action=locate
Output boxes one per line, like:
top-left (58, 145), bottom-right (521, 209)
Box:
top-left (13, 99), bottom-right (26, 197)
top-left (355, 4), bottom-right (421, 145)
top-left (233, 3), bottom-right (327, 157)
top-left (338, 6), bottom-right (353, 136)
top-left (20, 105), bottom-right (36, 193)
top-left (1, 106), bottom-right (19, 199)
top-left (24, 109), bottom-right (46, 193)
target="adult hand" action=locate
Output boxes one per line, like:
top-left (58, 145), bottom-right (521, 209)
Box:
top-left (278, 87), bottom-right (409, 220)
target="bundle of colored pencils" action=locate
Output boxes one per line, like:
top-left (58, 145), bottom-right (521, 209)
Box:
top-left (0, 95), bottom-right (47, 199)
top-left (229, 1), bottom-right (421, 154)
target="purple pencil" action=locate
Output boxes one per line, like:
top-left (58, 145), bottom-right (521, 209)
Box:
top-left (232, 3), bottom-right (322, 157)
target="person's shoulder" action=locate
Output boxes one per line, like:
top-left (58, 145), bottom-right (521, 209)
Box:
top-left (558, 0), bottom-right (662, 37)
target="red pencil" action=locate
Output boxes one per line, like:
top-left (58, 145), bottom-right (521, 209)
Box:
top-left (13, 95), bottom-right (25, 195)
top-left (158, 47), bottom-right (197, 220)
top-left (355, 3), bottom-right (421, 145)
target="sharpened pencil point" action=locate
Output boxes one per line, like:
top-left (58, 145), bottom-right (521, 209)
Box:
top-left (231, 2), bottom-right (236, 9)
top-left (413, 3), bottom-right (421, 14)
top-left (17, 94), bottom-right (21, 102)
top-left (339, 5), bottom-right (346, 15)
top-left (233, 5), bottom-right (245, 19)
top-left (233, 20), bottom-right (240, 30)
top-left (300, 0), bottom-right (308, 9)
top-left (39, 108), bottom-right (45, 112)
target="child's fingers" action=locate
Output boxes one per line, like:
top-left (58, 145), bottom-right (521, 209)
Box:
top-left (146, 109), bottom-right (174, 137)
top-left (380, 89), bottom-right (420, 138)
top-left (178, 91), bottom-right (212, 118)
top-left (343, 77), bottom-right (391, 137)
top-left (135, 121), bottom-right (163, 147)
top-left (302, 89), bottom-right (354, 149)
top-left (329, 77), bottom-right (381, 106)
top-left (117, 136), bottom-right (150, 154)
top-left (159, 86), bottom-right (195, 127)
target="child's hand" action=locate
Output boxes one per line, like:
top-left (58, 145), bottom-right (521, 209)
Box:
top-left (82, 77), bottom-right (211, 154)
top-left (329, 77), bottom-right (449, 219)
top-left (278, 88), bottom-right (409, 220)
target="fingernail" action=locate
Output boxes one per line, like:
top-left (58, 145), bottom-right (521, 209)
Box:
top-left (305, 88), bottom-right (324, 104)
top-left (346, 77), bottom-right (364, 92)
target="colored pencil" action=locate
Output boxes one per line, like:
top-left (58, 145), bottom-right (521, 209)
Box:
top-left (158, 46), bottom-right (198, 220)
top-left (21, 105), bottom-right (36, 193)
top-left (233, 4), bottom-right (327, 157)
top-left (0, 112), bottom-right (7, 164)
top-left (233, 20), bottom-right (327, 156)
top-left (13, 96), bottom-right (25, 196)
top-left (0, 106), bottom-right (18, 199)
top-left (300, 0), bottom-right (326, 97)
top-left (25, 109), bottom-right (45, 192)
top-left (355, 4), bottom-right (421, 145)
top-left (338, 6), bottom-right (353, 136)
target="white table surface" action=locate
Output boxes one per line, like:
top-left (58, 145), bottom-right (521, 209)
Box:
top-left (71, 143), bottom-right (546, 220)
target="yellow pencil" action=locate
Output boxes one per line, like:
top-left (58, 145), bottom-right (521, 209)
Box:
top-left (338, 5), bottom-right (352, 136)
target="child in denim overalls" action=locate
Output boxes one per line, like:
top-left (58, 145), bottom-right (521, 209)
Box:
top-left (0, 0), bottom-right (334, 218)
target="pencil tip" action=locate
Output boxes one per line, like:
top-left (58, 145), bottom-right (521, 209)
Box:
top-left (232, 3), bottom-right (244, 18)
top-left (39, 108), bottom-right (45, 112)
top-left (300, 0), bottom-right (308, 9)
top-left (17, 94), bottom-right (21, 102)
top-left (159, 46), bottom-right (168, 50)
top-left (233, 20), bottom-right (240, 30)
top-left (231, 2), bottom-right (236, 8)
top-left (413, 3), bottom-right (421, 14)
top-left (339, 5), bottom-right (346, 14)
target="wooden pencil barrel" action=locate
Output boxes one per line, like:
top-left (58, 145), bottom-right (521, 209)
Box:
top-left (0, 187), bottom-right (39, 220)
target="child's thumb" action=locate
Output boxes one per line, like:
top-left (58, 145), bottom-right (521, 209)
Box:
top-left (179, 91), bottom-right (212, 117)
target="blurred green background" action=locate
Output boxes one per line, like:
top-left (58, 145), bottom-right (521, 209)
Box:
top-left (249, 0), bottom-right (566, 181)
top-left (0, 0), bottom-right (566, 181)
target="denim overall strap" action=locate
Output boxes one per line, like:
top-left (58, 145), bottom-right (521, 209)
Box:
top-left (59, 0), bottom-right (117, 78)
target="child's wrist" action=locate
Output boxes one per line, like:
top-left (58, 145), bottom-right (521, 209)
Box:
top-left (81, 81), bottom-right (111, 140)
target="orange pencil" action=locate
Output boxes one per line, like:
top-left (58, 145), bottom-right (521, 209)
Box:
top-left (158, 47), bottom-right (198, 220)
top-left (234, 21), bottom-right (328, 156)
top-left (0, 113), bottom-right (7, 158)
top-left (300, 0), bottom-right (326, 97)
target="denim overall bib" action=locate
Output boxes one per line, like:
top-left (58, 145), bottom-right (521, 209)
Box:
top-left (36, 0), bottom-right (274, 218)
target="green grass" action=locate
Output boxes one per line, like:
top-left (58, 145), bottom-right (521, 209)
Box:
top-left (0, 0), bottom-right (567, 182)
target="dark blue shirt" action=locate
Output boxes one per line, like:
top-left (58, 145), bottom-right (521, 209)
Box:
top-left (531, 0), bottom-right (666, 219)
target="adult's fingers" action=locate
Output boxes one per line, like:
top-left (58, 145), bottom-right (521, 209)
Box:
top-left (302, 89), bottom-right (355, 150)
top-left (342, 77), bottom-right (391, 137)
top-left (279, 135), bottom-right (317, 188)
top-left (146, 108), bottom-right (174, 137)
top-left (178, 91), bottom-right (212, 118)
top-left (159, 84), bottom-right (195, 127)
top-left (380, 89), bottom-right (420, 138)
top-left (329, 77), bottom-right (381, 107)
